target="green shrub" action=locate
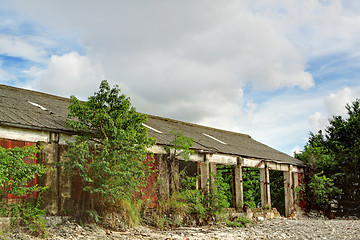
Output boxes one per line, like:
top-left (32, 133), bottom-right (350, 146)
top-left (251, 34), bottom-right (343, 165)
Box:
top-left (0, 146), bottom-right (48, 237)
top-left (64, 80), bottom-right (155, 225)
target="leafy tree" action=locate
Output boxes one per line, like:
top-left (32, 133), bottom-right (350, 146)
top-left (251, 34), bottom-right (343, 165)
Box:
top-left (296, 99), bottom-right (360, 216)
top-left (64, 80), bottom-right (155, 221)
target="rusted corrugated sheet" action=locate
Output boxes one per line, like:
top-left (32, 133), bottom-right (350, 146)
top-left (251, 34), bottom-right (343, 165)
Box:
top-left (139, 154), bottom-right (158, 208)
top-left (72, 154), bottom-right (159, 208)
top-left (0, 139), bottom-right (37, 199)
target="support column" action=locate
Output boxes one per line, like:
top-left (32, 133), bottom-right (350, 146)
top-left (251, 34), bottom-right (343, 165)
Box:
top-left (209, 163), bottom-right (217, 192)
top-left (234, 157), bottom-right (243, 211)
top-left (292, 172), bottom-right (299, 211)
top-left (37, 132), bottom-right (60, 215)
top-left (158, 154), bottom-right (170, 201)
top-left (284, 167), bottom-right (294, 217)
top-left (260, 163), bottom-right (271, 208)
top-left (169, 158), bottom-right (179, 195)
top-left (200, 155), bottom-right (210, 193)
top-left (58, 144), bottom-right (72, 213)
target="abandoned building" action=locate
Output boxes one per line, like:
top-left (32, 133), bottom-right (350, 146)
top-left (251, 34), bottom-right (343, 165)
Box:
top-left (0, 84), bottom-right (304, 217)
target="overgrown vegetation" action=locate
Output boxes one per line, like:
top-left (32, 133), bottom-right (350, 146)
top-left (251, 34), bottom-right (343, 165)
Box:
top-left (164, 131), bottom-right (194, 195)
top-left (64, 80), bottom-right (155, 225)
top-left (242, 168), bottom-right (261, 209)
top-left (152, 172), bottom-right (231, 228)
top-left (216, 165), bottom-right (233, 207)
top-left (148, 132), bottom-right (231, 228)
top-left (0, 146), bottom-right (48, 237)
top-left (296, 99), bottom-right (360, 216)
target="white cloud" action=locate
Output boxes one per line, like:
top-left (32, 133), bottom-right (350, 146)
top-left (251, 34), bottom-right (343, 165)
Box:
top-left (25, 52), bottom-right (105, 99)
top-left (290, 145), bottom-right (302, 157)
top-left (0, 64), bottom-right (13, 82)
top-left (0, 35), bottom-right (49, 63)
top-left (308, 86), bottom-right (360, 132)
top-left (5, 1), bottom-right (314, 91)
top-left (2, 0), bottom-right (360, 156)
top-left (308, 112), bottom-right (327, 133)
top-left (324, 87), bottom-right (354, 117)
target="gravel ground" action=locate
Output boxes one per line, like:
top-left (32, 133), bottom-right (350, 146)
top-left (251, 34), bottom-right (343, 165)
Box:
top-left (1, 217), bottom-right (360, 240)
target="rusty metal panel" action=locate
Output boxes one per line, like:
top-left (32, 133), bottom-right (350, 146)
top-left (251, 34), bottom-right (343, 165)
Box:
top-left (138, 154), bottom-right (158, 208)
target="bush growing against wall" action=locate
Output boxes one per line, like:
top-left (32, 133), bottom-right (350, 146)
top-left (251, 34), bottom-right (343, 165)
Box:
top-left (0, 146), bottom-right (48, 237)
top-left (151, 172), bottom-right (230, 228)
top-left (149, 132), bottom-right (230, 227)
top-left (64, 80), bottom-right (155, 225)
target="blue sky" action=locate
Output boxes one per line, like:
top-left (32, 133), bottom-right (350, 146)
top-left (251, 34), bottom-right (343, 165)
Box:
top-left (1, 0), bottom-right (360, 156)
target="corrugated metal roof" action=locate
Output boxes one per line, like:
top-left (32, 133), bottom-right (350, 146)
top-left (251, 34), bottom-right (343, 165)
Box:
top-left (0, 84), bottom-right (71, 132)
top-left (145, 115), bottom-right (304, 166)
top-left (0, 84), bottom-right (304, 166)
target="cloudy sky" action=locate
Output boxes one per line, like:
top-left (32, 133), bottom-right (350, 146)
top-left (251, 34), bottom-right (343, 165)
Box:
top-left (1, 0), bottom-right (360, 156)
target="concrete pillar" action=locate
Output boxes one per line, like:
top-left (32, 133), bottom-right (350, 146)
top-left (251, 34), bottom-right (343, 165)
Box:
top-left (284, 167), bottom-right (294, 217)
top-left (292, 172), bottom-right (299, 211)
top-left (234, 159), bottom-right (243, 211)
top-left (58, 144), bottom-right (73, 212)
top-left (260, 164), bottom-right (271, 208)
top-left (200, 155), bottom-right (210, 193)
top-left (209, 163), bottom-right (217, 192)
top-left (169, 157), bottom-right (179, 195)
top-left (158, 154), bottom-right (170, 201)
top-left (37, 134), bottom-right (60, 215)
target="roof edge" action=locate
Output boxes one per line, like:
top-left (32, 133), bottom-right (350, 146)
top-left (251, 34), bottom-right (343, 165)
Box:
top-left (0, 84), bottom-right (71, 102)
top-left (144, 113), bottom-right (252, 139)
top-left (0, 121), bottom-right (76, 135)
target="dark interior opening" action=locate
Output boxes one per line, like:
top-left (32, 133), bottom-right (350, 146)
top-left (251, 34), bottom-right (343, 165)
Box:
top-left (179, 160), bottom-right (198, 177)
top-left (270, 170), bottom-right (285, 216)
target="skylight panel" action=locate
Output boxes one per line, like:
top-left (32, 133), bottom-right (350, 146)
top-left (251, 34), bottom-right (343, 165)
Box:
top-left (142, 123), bottom-right (163, 134)
top-left (202, 133), bottom-right (227, 145)
top-left (28, 101), bottom-right (49, 111)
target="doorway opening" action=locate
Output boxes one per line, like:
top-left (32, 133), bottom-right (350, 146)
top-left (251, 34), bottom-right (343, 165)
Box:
top-left (270, 170), bottom-right (285, 216)
top-left (242, 167), bottom-right (261, 208)
top-left (216, 165), bottom-right (233, 207)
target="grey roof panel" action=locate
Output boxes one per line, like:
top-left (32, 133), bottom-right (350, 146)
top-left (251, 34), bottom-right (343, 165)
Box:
top-left (0, 84), bottom-right (304, 166)
top-left (145, 115), bottom-right (304, 166)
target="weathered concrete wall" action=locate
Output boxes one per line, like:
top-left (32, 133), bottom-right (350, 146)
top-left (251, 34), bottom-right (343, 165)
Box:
top-left (37, 141), bottom-right (59, 215)
top-left (157, 154), bottom-right (170, 201)
top-left (37, 140), bottom-right (73, 215)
